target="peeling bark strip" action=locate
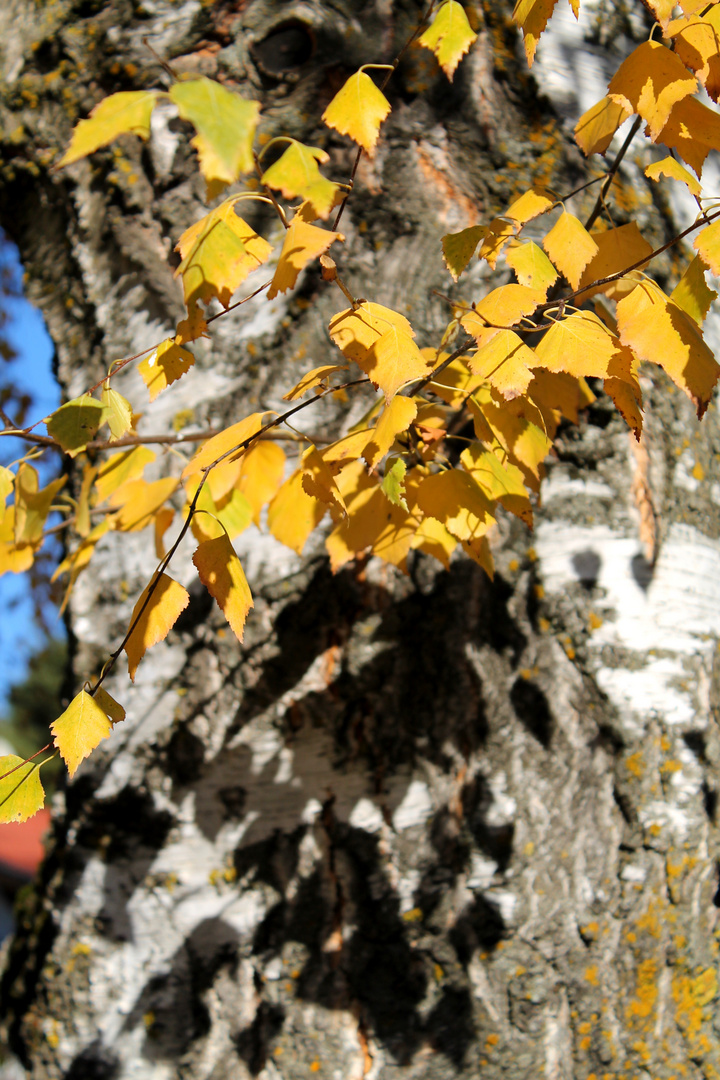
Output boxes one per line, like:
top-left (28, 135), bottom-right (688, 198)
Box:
top-left (2, 0), bottom-right (720, 1078)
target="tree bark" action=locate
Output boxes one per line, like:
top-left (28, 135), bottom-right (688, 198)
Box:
top-left (2, 1), bottom-right (720, 1078)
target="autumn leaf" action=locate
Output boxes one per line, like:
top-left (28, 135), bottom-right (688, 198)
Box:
top-left (14, 464), bottom-right (66, 545)
top-left (468, 329), bottom-right (538, 399)
top-left (656, 96), bottom-right (720, 176)
top-left (646, 0), bottom-right (678, 31)
top-left (236, 442), bottom-right (286, 525)
top-left (46, 394), bottom-right (106, 457)
top-left (267, 214), bottom-right (344, 299)
top-left (284, 364), bottom-right (348, 400)
top-left (182, 413), bottom-right (265, 483)
top-left (607, 40), bottom-right (696, 141)
top-left (95, 447), bottom-right (156, 504)
top-left (645, 156), bottom-right (702, 196)
top-left (175, 198), bottom-right (273, 312)
top-left (461, 284), bottom-right (545, 346)
top-left (193, 532), bottom-right (253, 641)
top-left (0, 756), bottom-right (45, 822)
top-left (329, 303), bottom-right (414, 363)
top-left (169, 77), bottom-right (260, 199)
top-left (577, 222), bottom-right (653, 300)
top-left (93, 687), bottom-right (126, 725)
top-left (574, 96), bottom-right (631, 156)
top-left (478, 218), bottom-right (516, 268)
top-left (671, 256), bottom-right (717, 325)
top-left (322, 69), bottom-right (391, 156)
top-left (267, 468), bottom-right (326, 554)
top-left (301, 445), bottom-right (347, 514)
top-left (51, 690), bottom-right (114, 778)
top-left (460, 443), bottom-right (533, 527)
top-left (418, 1), bottom-right (478, 81)
top-left (533, 310), bottom-right (639, 385)
top-left (617, 281), bottom-right (720, 417)
top-left (101, 385), bottom-right (133, 439)
top-left (364, 396), bottom-right (418, 467)
top-left (505, 187), bottom-right (555, 226)
top-left (528, 368), bottom-right (596, 426)
top-left (108, 477), bottom-right (177, 535)
top-left (473, 389), bottom-right (552, 487)
top-left (261, 140), bottom-right (342, 220)
top-left (124, 574), bottom-right (190, 680)
top-left (411, 514), bottom-right (457, 568)
top-left (58, 90), bottom-right (160, 167)
top-left (362, 326), bottom-right (430, 401)
top-left (416, 469), bottom-right (496, 541)
top-left (442, 225), bottom-right (483, 281)
top-left (138, 339), bottom-right (195, 402)
top-left (190, 485), bottom-right (253, 544)
top-left (505, 240), bottom-right (558, 294)
top-left (542, 211), bottom-right (599, 289)
top-left (671, 10), bottom-right (720, 102)
top-left (693, 218), bottom-right (720, 276)
top-left (513, 0), bottom-right (559, 65)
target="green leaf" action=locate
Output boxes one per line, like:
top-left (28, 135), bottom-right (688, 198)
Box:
top-left (261, 141), bottom-right (342, 220)
top-left (0, 755), bottom-right (46, 823)
top-left (46, 394), bottom-right (106, 457)
top-left (169, 77), bottom-right (260, 199)
top-left (58, 90), bottom-right (160, 167)
top-left (51, 689), bottom-right (114, 778)
top-left (101, 386), bottom-right (133, 439)
top-left (442, 225), bottom-right (483, 281)
top-left (382, 457), bottom-right (408, 510)
top-left (418, 1), bottom-right (478, 80)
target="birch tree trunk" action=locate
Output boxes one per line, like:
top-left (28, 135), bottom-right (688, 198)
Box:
top-left (2, 1), bottom-right (720, 1078)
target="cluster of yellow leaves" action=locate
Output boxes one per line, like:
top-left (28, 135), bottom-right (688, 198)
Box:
top-left (8, 0), bottom-right (720, 826)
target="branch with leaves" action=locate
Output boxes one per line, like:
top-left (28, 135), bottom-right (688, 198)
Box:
top-left (2, 0), bottom-right (720, 821)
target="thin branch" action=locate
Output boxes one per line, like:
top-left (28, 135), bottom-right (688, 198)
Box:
top-left (584, 115), bottom-right (643, 232)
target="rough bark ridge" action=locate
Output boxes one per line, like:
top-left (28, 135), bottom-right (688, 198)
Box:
top-left (2, 1), bottom-right (720, 1078)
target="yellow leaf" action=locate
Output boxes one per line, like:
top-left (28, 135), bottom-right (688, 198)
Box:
top-left (645, 156), bottom-right (702, 196)
top-left (301, 445), bottom-right (347, 514)
top-left (461, 284), bottom-right (545, 346)
top-left (505, 186), bottom-right (555, 226)
top-left (0, 507), bottom-right (34, 575)
top-left (58, 90), bottom-right (159, 167)
top-left (574, 96), bottom-right (631, 156)
top-left (505, 240), bottom-right (558, 294)
top-left (267, 214), bottom-right (344, 299)
top-left (95, 446), bottom-right (156, 504)
top-left (604, 376), bottom-right (643, 440)
top-left (418, 1), bottom-right (478, 80)
top-left (693, 218), bottom-right (720, 276)
top-left (46, 394), bottom-right (106, 457)
top-left (411, 515), bottom-right (457, 569)
top-left (542, 211), bottom-right (599, 289)
top-left (93, 687), bottom-right (126, 725)
top-left (416, 469), bottom-right (495, 541)
top-left (325, 464), bottom-right (415, 572)
top-left (175, 307), bottom-right (208, 345)
top-left (51, 690), bottom-right (114, 777)
top-left (646, 0), bottom-right (678, 30)
top-left (189, 485), bottom-right (253, 543)
top-left (478, 218), bottom-right (516, 268)
top-left (193, 533), bottom-right (253, 641)
top-left (607, 40), bottom-right (696, 141)
top-left (468, 329), bottom-right (538, 399)
top-left (617, 281), bottom-right (720, 416)
top-left (284, 364), bottom-right (348, 401)
top-left (182, 413), bottom-right (265, 483)
top-left (52, 520), bottom-right (111, 613)
top-left (175, 198), bottom-right (273, 311)
top-left (261, 141), bottom-right (342, 220)
top-left (671, 10), bottom-right (720, 101)
top-left (154, 506), bottom-right (175, 559)
top-left (656, 96), bottom-right (720, 175)
top-left (236, 441), bottom-right (286, 525)
top-left (513, 0), bottom-right (559, 65)
top-left (362, 326), bottom-right (430, 401)
top-left (138, 339), bottom-right (195, 402)
top-left (321, 430), bottom-right (374, 470)
top-left (461, 535), bottom-right (494, 577)
top-left (671, 256), bottom-right (718, 325)
top-left (110, 476), bottom-right (179, 532)
top-left (527, 368), bottom-right (596, 425)
top-left (322, 69), bottom-right (391, 156)
top-left (329, 302), bottom-right (414, 363)
top-left (533, 310), bottom-right (640, 387)
top-left (364, 396), bottom-right (418, 467)
top-left (124, 574), bottom-right (190, 681)
top-left (14, 464), bottom-right (66, 545)
top-left (460, 443), bottom-right (533, 527)
top-left (169, 77), bottom-right (260, 199)
top-left (442, 224), bottom-right (484, 281)
top-left (101, 385), bottom-right (133, 439)
top-left (578, 222), bottom-right (653, 300)
top-left (267, 468), bottom-right (326, 554)
top-left (0, 756), bottom-right (45, 823)
top-left (473, 389), bottom-right (552, 487)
